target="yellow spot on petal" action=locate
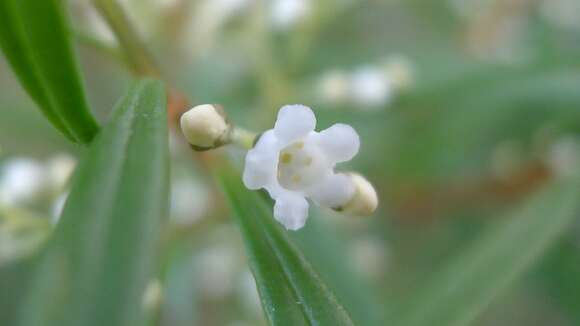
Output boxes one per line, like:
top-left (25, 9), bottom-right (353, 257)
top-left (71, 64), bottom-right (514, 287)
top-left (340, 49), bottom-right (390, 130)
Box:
top-left (292, 175), bottom-right (302, 183)
top-left (280, 153), bottom-right (293, 164)
top-left (293, 141), bottom-right (304, 149)
top-left (304, 156), bottom-right (313, 166)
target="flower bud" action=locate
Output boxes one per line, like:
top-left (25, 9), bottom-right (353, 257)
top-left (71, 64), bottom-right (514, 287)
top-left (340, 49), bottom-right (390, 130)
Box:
top-left (180, 104), bottom-right (232, 151)
top-left (335, 173), bottom-right (378, 216)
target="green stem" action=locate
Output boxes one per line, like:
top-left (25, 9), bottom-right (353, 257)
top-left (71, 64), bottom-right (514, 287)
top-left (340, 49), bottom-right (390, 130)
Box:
top-left (91, 0), bottom-right (160, 77)
top-left (74, 29), bottom-right (126, 67)
top-left (231, 127), bottom-right (258, 150)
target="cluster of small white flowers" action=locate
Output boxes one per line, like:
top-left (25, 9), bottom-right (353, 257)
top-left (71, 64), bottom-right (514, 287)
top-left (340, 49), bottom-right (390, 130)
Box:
top-left (0, 154), bottom-right (76, 218)
top-left (181, 104), bottom-right (378, 231)
top-left (318, 56), bottom-right (413, 110)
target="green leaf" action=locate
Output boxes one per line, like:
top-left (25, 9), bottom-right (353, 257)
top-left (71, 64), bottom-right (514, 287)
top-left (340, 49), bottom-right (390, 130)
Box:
top-left (15, 79), bottom-right (168, 326)
top-left (391, 178), bottom-right (580, 326)
top-left (534, 239), bottom-right (580, 324)
top-left (217, 165), bottom-right (355, 326)
top-left (0, 0), bottom-right (99, 143)
top-left (290, 217), bottom-right (382, 326)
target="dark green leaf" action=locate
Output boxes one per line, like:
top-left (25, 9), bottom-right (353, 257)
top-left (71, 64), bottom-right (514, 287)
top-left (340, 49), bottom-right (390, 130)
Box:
top-left (217, 164), bottom-right (355, 326)
top-left (534, 239), bottom-right (580, 325)
top-left (0, 0), bottom-right (99, 143)
top-left (15, 79), bottom-right (168, 326)
top-left (391, 178), bottom-right (580, 326)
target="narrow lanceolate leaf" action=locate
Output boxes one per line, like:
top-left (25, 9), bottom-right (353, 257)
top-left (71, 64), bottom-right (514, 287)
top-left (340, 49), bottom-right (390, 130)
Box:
top-left (392, 178), bottom-right (580, 326)
top-left (218, 165), bottom-right (355, 326)
top-left (290, 218), bottom-right (382, 326)
top-left (0, 0), bottom-right (99, 143)
top-left (15, 79), bottom-right (168, 326)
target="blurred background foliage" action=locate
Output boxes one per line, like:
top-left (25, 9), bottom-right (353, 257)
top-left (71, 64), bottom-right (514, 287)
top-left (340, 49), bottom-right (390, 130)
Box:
top-left (2, 0), bottom-right (580, 325)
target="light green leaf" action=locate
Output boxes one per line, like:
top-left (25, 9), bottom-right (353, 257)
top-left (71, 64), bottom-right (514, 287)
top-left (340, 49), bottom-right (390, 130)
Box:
top-left (217, 165), bottom-right (355, 326)
top-left (392, 178), bottom-right (580, 326)
top-left (15, 79), bottom-right (168, 326)
top-left (0, 0), bottom-right (99, 143)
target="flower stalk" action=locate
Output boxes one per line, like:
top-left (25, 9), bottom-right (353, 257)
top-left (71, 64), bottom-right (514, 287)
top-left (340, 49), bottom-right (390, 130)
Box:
top-left (92, 0), bottom-right (160, 77)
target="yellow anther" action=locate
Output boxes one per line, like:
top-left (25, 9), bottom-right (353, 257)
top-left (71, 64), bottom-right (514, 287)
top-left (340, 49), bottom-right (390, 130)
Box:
top-left (292, 175), bottom-right (302, 183)
top-left (293, 141), bottom-right (304, 149)
top-left (280, 152), bottom-right (293, 164)
top-left (304, 156), bottom-right (313, 166)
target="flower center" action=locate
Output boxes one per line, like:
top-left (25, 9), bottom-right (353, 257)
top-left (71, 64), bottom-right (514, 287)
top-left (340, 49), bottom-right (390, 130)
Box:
top-left (277, 140), bottom-right (327, 191)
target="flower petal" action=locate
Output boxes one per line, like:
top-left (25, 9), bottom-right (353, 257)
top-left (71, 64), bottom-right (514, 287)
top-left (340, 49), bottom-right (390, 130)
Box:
top-left (273, 192), bottom-right (309, 230)
top-left (274, 104), bottom-right (316, 144)
top-left (315, 123), bottom-right (360, 163)
top-left (307, 173), bottom-right (355, 208)
top-left (242, 130), bottom-right (279, 190)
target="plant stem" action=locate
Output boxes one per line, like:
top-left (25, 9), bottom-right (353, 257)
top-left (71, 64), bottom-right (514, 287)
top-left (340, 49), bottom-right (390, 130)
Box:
top-left (74, 29), bottom-right (126, 66)
top-left (92, 0), bottom-right (161, 77)
top-left (231, 127), bottom-right (258, 150)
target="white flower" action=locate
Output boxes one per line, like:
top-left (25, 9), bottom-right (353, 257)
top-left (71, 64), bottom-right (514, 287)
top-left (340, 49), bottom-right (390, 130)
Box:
top-left (540, 0), bottom-right (580, 30)
top-left (546, 136), bottom-right (580, 178)
top-left (46, 153), bottom-right (76, 191)
top-left (270, 0), bottom-right (311, 30)
top-left (0, 158), bottom-right (46, 206)
top-left (170, 178), bottom-right (209, 224)
top-left (382, 55), bottom-right (414, 92)
top-left (318, 69), bottom-right (349, 104)
top-left (243, 105), bottom-right (360, 230)
top-left (350, 66), bottom-right (393, 108)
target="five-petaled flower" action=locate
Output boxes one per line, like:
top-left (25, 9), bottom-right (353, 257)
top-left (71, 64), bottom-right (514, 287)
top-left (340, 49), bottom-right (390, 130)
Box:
top-left (243, 105), bottom-right (362, 230)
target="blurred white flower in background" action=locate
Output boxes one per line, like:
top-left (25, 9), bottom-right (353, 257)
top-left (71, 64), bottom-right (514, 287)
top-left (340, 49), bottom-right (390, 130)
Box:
top-left (142, 279), bottom-right (164, 312)
top-left (546, 136), bottom-right (580, 178)
top-left (51, 192), bottom-right (68, 224)
top-left (270, 0), bottom-right (311, 30)
top-left (71, 0), bottom-right (117, 44)
top-left (46, 153), bottom-right (76, 191)
top-left (198, 245), bottom-right (240, 300)
top-left (318, 69), bottom-right (350, 104)
top-left (188, 0), bottom-right (252, 55)
top-left (350, 65), bottom-right (393, 108)
top-left (170, 178), bottom-right (210, 225)
top-left (237, 269), bottom-right (263, 317)
top-left (539, 0), bottom-right (580, 30)
top-left (381, 55), bottom-right (414, 92)
top-left (350, 237), bottom-right (388, 282)
top-left (0, 154), bottom-right (76, 224)
top-left (317, 55), bottom-right (413, 110)
top-left (0, 158), bottom-right (45, 206)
